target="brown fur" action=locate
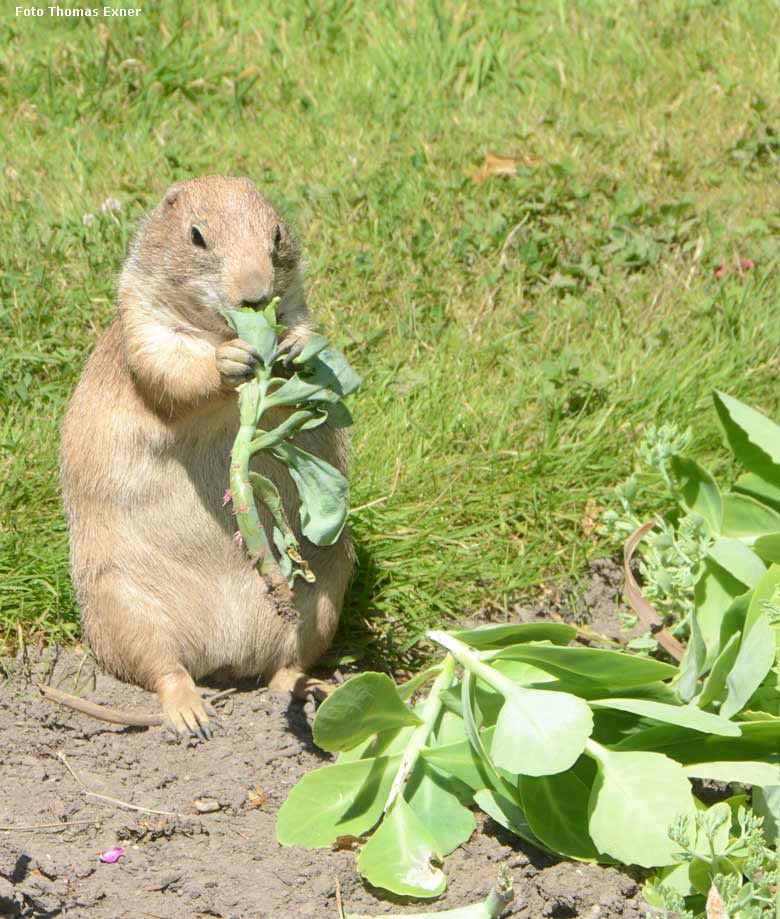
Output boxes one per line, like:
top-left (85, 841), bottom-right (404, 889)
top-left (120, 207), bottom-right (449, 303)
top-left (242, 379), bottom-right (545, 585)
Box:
top-left (60, 176), bottom-right (354, 736)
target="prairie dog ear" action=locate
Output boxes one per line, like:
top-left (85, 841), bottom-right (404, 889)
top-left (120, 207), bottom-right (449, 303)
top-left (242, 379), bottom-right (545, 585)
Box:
top-left (163, 183), bottom-right (184, 207)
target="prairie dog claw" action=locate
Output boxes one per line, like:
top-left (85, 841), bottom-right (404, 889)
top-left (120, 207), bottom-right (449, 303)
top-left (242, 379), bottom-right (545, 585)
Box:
top-left (216, 338), bottom-right (261, 388)
top-left (281, 340), bottom-right (305, 367)
top-left (158, 670), bottom-right (216, 740)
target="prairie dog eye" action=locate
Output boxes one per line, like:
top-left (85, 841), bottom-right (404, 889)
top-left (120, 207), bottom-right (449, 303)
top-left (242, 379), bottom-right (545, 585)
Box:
top-left (273, 225), bottom-right (282, 250)
top-left (190, 226), bottom-right (207, 249)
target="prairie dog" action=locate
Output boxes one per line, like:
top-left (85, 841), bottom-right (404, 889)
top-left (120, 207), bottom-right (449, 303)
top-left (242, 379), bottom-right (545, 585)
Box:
top-left (59, 176), bottom-right (354, 737)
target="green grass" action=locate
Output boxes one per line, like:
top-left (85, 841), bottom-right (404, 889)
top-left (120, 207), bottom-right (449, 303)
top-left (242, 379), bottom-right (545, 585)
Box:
top-left (3, 0), bottom-right (780, 666)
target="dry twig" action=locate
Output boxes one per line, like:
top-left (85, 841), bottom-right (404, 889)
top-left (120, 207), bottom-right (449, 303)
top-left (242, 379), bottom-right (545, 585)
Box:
top-left (58, 752), bottom-right (182, 818)
top-left (623, 520), bottom-right (685, 661)
top-left (0, 819), bottom-right (100, 832)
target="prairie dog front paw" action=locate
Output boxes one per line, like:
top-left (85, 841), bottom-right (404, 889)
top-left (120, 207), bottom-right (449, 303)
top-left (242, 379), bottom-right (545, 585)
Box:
top-left (216, 338), bottom-right (261, 389)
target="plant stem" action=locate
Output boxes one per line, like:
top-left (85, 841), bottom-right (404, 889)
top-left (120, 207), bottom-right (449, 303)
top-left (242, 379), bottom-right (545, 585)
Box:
top-left (229, 375), bottom-right (298, 623)
top-left (344, 866), bottom-right (513, 919)
top-left (231, 416), bottom-right (272, 561)
top-left (482, 867), bottom-right (515, 919)
top-left (382, 654), bottom-right (456, 816)
top-left (583, 738), bottom-right (608, 764)
top-left (427, 631), bottom-right (516, 697)
top-left (250, 408), bottom-right (317, 451)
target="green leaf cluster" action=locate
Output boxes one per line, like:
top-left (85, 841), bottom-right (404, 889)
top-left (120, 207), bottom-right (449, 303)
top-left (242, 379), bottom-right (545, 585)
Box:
top-left (645, 804), bottom-right (780, 919)
top-left (221, 303), bottom-right (360, 585)
top-left (276, 614), bottom-right (780, 901)
top-left (276, 391), bottom-right (780, 911)
top-left (602, 391), bottom-right (780, 917)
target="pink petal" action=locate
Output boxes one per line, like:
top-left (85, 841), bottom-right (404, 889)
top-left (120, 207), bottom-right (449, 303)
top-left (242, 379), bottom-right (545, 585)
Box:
top-left (222, 489), bottom-right (232, 507)
top-left (99, 846), bottom-right (125, 863)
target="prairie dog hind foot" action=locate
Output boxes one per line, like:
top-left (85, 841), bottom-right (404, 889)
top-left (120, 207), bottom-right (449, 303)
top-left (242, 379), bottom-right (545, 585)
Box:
top-left (268, 666), bottom-right (333, 702)
top-left (157, 667), bottom-right (216, 740)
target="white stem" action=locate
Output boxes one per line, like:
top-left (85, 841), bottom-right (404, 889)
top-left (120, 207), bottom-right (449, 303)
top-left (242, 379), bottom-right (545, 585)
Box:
top-left (427, 630), bottom-right (516, 696)
top-left (345, 867), bottom-right (513, 919)
top-left (382, 655), bottom-right (455, 816)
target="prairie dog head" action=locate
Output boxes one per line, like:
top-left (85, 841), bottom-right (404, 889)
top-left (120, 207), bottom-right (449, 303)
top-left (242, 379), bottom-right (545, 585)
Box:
top-left (120, 176), bottom-right (306, 335)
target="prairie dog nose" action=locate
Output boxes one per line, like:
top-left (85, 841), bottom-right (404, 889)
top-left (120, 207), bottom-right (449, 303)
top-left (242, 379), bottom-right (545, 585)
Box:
top-left (232, 269), bottom-right (273, 307)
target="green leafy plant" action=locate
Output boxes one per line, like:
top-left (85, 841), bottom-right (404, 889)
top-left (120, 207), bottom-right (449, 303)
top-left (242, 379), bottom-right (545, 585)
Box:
top-left (645, 804), bottom-right (780, 919)
top-left (276, 616), bottom-right (780, 899)
top-left (277, 384), bottom-right (780, 919)
top-left (605, 390), bottom-right (780, 917)
top-left (220, 301), bottom-right (359, 614)
top-left (604, 393), bottom-right (780, 702)
top-left (605, 393), bottom-right (780, 656)
top-left (277, 393), bottom-right (780, 911)
top-left (602, 423), bottom-right (712, 628)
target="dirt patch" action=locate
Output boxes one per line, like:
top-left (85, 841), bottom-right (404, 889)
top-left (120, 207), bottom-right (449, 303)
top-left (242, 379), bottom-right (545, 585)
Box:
top-left (1, 572), bottom-right (646, 919)
top-left (567, 557), bottom-right (649, 645)
top-left (504, 558), bottom-right (647, 647)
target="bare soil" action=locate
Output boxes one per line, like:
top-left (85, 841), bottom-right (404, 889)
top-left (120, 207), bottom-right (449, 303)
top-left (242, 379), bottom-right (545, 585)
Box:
top-left (0, 561), bottom-right (646, 919)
